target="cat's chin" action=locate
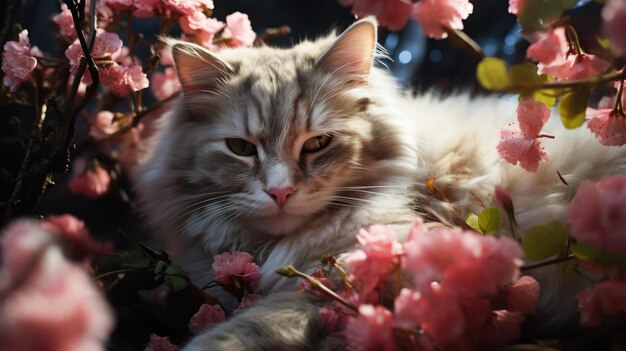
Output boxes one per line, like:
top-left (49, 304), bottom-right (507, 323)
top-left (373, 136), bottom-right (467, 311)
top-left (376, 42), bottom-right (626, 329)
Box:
top-left (251, 212), bottom-right (310, 236)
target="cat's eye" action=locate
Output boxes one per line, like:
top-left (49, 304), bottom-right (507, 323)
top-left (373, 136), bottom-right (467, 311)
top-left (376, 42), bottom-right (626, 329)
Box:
top-left (302, 134), bottom-right (332, 154)
top-left (226, 138), bottom-right (257, 156)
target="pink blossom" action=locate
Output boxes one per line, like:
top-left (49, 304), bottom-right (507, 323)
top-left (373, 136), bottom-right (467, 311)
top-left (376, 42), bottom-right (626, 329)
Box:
top-left (212, 251), bottom-right (261, 286)
top-left (412, 0), bottom-right (474, 39)
top-left (0, 220), bottom-right (114, 351)
top-left (577, 280), bottom-right (626, 326)
top-left (403, 226), bottom-right (523, 295)
top-left (117, 123), bottom-right (145, 174)
top-left (526, 27), bottom-right (569, 65)
top-left (161, 0), bottom-right (214, 16)
top-left (68, 159), bottom-right (111, 198)
top-left (53, 4), bottom-right (76, 39)
top-left (40, 214), bottom-right (111, 260)
top-left (345, 225), bottom-right (402, 297)
top-left (587, 108), bottom-right (626, 147)
top-left (132, 0), bottom-right (161, 18)
top-left (497, 126), bottom-right (548, 172)
top-left (90, 111), bottom-right (118, 140)
top-left (233, 293), bottom-right (261, 315)
top-left (497, 97), bottom-right (551, 172)
top-left (507, 276), bottom-right (540, 315)
top-left (106, 64), bottom-right (149, 96)
top-left (2, 30), bottom-right (40, 92)
top-left (190, 17), bottom-right (225, 49)
top-left (541, 53), bottom-right (610, 82)
top-left (568, 175), bottom-right (626, 254)
top-left (103, 0), bottom-right (133, 11)
top-left (345, 305), bottom-right (394, 351)
top-left (603, 0), bottom-right (626, 56)
top-left (479, 310), bottom-right (525, 346)
top-left (224, 12), bottom-right (256, 48)
top-left (145, 334), bottom-right (178, 351)
top-left (151, 67), bottom-right (181, 100)
top-left (65, 30), bottom-right (123, 82)
top-left (188, 304), bottom-right (226, 334)
top-left (341, 0), bottom-right (413, 31)
top-left (508, 0), bottom-right (526, 14)
top-left (394, 287), bottom-right (466, 345)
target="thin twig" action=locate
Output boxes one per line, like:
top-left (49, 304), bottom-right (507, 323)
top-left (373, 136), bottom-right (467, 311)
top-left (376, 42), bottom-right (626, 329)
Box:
top-left (521, 254), bottom-right (576, 271)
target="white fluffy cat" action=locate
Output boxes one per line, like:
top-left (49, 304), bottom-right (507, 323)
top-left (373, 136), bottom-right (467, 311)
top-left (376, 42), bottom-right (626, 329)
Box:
top-left (137, 18), bottom-right (626, 350)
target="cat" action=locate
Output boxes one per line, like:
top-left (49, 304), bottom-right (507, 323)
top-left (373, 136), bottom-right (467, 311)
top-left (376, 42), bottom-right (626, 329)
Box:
top-left (137, 18), bottom-right (626, 350)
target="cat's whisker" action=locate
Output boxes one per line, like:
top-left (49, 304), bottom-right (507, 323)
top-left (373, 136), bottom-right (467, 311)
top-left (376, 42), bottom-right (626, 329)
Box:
top-left (173, 194), bottom-right (233, 217)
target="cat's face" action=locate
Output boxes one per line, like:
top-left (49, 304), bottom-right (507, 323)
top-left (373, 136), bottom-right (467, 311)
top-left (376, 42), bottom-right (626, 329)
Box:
top-left (155, 19), bottom-right (409, 237)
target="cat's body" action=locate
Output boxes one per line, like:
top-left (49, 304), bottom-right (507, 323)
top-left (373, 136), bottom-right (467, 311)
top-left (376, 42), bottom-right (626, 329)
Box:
top-left (137, 19), bottom-right (626, 350)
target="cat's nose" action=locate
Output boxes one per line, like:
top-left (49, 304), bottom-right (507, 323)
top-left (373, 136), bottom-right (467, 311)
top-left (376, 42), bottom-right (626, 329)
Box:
top-left (266, 187), bottom-right (295, 208)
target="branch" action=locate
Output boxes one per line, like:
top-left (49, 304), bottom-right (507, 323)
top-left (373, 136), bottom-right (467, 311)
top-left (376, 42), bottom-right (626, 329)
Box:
top-left (521, 254), bottom-right (576, 271)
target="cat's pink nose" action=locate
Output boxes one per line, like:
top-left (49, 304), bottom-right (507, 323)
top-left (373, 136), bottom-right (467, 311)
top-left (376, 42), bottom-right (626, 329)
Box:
top-left (266, 187), bottom-right (295, 208)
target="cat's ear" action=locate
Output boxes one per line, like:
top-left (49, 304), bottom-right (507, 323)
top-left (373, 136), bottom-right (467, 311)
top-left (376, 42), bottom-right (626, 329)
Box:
top-left (170, 42), bottom-right (234, 93)
top-left (317, 18), bottom-right (378, 85)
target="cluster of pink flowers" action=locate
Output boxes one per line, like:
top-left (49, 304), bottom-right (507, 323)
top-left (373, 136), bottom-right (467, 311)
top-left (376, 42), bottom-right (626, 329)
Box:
top-left (1, 30), bottom-right (42, 92)
top-left (64, 29), bottom-right (149, 96)
top-left (68, 158), bottom-right (112, 198)
top-left (0, 219), bottom-right (114, 351)
top-left (586, 96), bottom-right (626, 147)
top-left (567, 175), bottom-right (626, 326)
top-left (326, 218), bottom-right (540, 350)
top-left (340, 0), bottom-right (473, 39)
top-left (497, 97), bottom-right (552, 172)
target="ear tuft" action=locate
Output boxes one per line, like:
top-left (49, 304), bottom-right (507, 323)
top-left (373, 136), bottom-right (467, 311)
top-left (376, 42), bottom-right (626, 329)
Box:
top-left (169, 41), bottom-right (234, 93)
top-left (317, 18), bottom-right (378, 85)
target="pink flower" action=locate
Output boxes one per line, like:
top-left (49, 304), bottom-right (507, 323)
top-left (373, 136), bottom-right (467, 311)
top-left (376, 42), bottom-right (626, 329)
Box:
top-left (0, 220), bottom-right (114, 351)
top-left (345, 225), bottom-right (402, 297)
top-left (68, 159), bottom-right (111, 198)
top-left (497, 97), bottom-right (552, 172)
top-left (412, 0), bottom-right (474, 39)
top-left (508, 0), bottom-right (526, 14)
top-left (2, 30), bottom-right (40, 92)
top-left (541, 53), bottom-right (610, 82)
top-left (40, 214), bottom-right (111, 260)
top-left (394, 287), bottom-right (466, 345)
top-left (345, 305), bottom-right (394, 351)
top-left (577, 280), bottom-right (626, 326)
top-left (507, 276), bottom-right (540, 315)
top-left (65, 30), bottom-right (123, 83)
top-left (526, 27), bottom-right (569, 65)
top-left (189, 17), bottom-right (225, 49)
top-left (403, 226), bottom-right (523, 295)
top-left (117, 123), bottom-right (145, 174)
top-left (233, 293), bottom-right (261, 315)
top-left (341, 0), bottom-right (413, 31)
top-left (161, 0), bottom-right (214, 16)
top-left (603, 0), bottom-right (626, 56)
top-left (105, 64), bottom-right (149, 96)
top-left (151, 67), bottom-right (180, 100)
top-left (587, 108), bottom-right (626, 146)
top-left (52, 4), bottom-right (76, 39)
top-left (132, 0), bottom-right (161, 18)
top-left (568, 175), bottom-right (626, 254)
top-left (145, 334), bottom-right (178, 351)
top-left (188, 304), bottom-right (226, 334)
top-left (89, 111), bottom-right (119, 140)
top-left (212, 251), bottom-right (261, 286)
top-left (224, 12), bottom-right (256, 48)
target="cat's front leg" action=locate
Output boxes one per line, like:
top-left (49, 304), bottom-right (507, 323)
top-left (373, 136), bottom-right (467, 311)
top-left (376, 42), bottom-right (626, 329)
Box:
top-left (183, 292), bottom-right (327, 351)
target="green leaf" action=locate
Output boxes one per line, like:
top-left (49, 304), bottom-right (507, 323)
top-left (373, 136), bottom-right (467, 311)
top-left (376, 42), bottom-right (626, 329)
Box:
top-left (477, 57), bottom-right (511, 90)
top-left (95, 249), bottom-right (152, 275)
top-left (558, 89), bottom-right (590, 129)
top-left (164, 264), bottom-right (189, 292)
top-left (518, 0), bottom-right (564, 32)
top-left (522, 222), bottom-right (567, 261)
top-left (465, 213), bottom-right (482, 234)
top-left (561, 0), bottom-right (580, 7)
top-left (571, 243), bottom-right (626, 269)
top-left (478, 207), bottom-right (501, 235)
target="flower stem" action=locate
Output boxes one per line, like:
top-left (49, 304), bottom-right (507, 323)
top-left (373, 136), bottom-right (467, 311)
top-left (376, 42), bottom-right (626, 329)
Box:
top-left (276, 265), bottom-right (358, 312)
